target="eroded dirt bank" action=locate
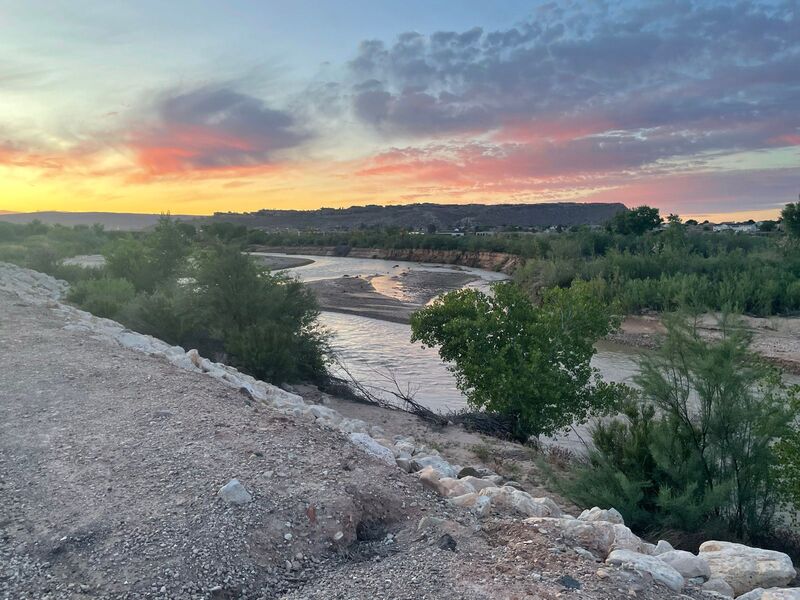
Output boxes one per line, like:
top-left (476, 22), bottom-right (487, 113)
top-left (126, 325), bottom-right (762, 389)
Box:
top-left (249, 245), bottom-right (521, 274)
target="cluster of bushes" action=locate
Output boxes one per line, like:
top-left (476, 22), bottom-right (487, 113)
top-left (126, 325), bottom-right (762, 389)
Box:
top-left (520, 249), bottom-right (800, 316)
top-left (514, 220), bottom-right (800, 317)
top-left (2, 218), bottom-right (329, 384)
top-left (413, 275), bottom-right (800, 548)
top-left (0, 220), bottom-right (118, 281)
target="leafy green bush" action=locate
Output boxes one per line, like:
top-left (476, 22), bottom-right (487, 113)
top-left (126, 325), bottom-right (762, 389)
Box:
top-left (67, 278), bottom-right (136, 319)
top-left (411, 280), bottom-right (629, 441)
top-left (558, 315), bottom-right (796, 541)
top-left (104, 217), bottom-right (190, 292)
top-left (192, 245), bottom-right (330, 383)
top-left (606, 206), bottom-right (662, 235)
top-left (118, 284), bottom-right (203, 348)
top-left (782, 202), bottom-right (800, 238)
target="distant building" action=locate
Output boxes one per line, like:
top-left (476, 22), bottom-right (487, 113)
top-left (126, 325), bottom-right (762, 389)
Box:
top-left (712, 222), bottom-right (758, 233)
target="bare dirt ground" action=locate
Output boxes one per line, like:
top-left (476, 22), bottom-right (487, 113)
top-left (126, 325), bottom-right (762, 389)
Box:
top-left (614, 314), bottom-right (800, 374)
top-left (0, 290), bottom-right (711, 599)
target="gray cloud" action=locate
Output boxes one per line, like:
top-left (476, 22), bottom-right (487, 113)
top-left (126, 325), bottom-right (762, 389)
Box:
top-left (339, 0), bottom-right (799, 159)
top-left (134, 85), bottom-right (310, 173)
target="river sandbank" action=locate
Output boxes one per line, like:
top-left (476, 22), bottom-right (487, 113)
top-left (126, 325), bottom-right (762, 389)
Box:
top-left (251, 253), bottom-right (315, 270)
top-left (307, 269), bottom-right (478, 324)
top-left (614, 313), bottom-right (800, 375)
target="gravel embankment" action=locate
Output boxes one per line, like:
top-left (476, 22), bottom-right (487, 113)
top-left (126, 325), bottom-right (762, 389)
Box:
top-left (0, 264), bottom-right (726, 599)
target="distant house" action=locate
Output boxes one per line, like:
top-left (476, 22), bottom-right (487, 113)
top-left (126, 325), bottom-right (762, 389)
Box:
top-left (712, 222), bottom-right (758, 233)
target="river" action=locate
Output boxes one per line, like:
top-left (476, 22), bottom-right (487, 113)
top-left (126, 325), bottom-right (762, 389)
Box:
top-left (265, 252), bottom-right (647, 414)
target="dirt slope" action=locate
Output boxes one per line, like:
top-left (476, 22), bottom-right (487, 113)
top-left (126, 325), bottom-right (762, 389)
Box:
top-left (0, 288), bottom-right (709, 599)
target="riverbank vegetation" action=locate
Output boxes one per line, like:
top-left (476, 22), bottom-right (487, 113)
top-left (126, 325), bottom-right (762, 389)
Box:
top-left (247, 204), bottom-right (800, 317)
top-left (0, 217), bottom-right (329, 383)
top-left (556, 315), bottom-right (800, 547)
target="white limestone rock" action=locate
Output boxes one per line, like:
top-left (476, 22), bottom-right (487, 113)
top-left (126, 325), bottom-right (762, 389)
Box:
top-left (449, 493), bottom-right (492, 518)
top-left (578, 506), bottom-right (625, 525)
top-left (698, 541), bottom-right (796, 597)
top-left (701, 578), bottom-right (735, 598)
top-left (657, 550), bottom-right (711, 580)
top-left (525, 517), bottom-right (616, 558)
top-left (737, 589), bottom-right (800, 600)
top-left (410, 455), bottom-right (458, 478)
top-left (653, 540), bottom-right (675, 555)
top-left (606, 549), bottom-right (685, 592)
top-left (217, 479), bottom-right (252, 505)
top-left (348, 433), bottom-right (396, 466)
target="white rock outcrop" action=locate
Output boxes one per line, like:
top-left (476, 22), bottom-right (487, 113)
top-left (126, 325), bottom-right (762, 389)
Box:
top-left (606, 549), bottom-right (685, 592)
top-left (348, 433), bottom-right (396, 465)
top-left (578, 506), bottom-right (625, 525)
top-left (657, 549), bottom-right (711, 580)
top-left (699, 541), bottom-right (796, 597)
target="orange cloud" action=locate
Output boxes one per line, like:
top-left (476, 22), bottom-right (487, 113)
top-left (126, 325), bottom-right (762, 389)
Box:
top-left (130, 125), bottom-right (257, 175)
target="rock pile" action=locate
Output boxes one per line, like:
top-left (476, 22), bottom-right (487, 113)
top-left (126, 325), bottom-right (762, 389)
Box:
top-left (3, 261), bottom-right (799, 599)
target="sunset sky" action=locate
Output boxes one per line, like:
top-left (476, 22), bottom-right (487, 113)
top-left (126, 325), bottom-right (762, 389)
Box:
top-left (1, 1), bottom-right (798, 220)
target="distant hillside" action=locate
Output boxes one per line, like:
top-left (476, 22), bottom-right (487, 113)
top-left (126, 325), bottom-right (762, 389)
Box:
top-left (0, 211), bottom-right (198, 231)
top-left (213, 202), bottom-right (626, 231)
top-left (0, 202), bottom-right (627, 232)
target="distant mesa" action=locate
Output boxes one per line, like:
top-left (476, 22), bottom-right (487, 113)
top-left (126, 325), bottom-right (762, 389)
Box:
top-left (0, 202), bottom-right (626, 231)
top-left (210, 202), bottom-right (627, 231)
top-left (0, 211), bottom-right (197, 231)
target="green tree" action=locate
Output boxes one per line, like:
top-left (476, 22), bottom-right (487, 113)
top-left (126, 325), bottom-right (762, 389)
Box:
top-left (560, 315), bottom-right (795, 540)
top-left (759, 220), bottom-right (777, 232)
top-left (410, 281), bottom-right (627, 441)
top-left (773, 387), bottom-right (800, 515)
top-left (607, 206), bottom-right (662, 235)
top-left (193, 245), bottom-right (329, 383)
top-left (781, 201), bottom-right (800, 238)
top-left (104, 217), bottom-right (190, 292)
top-left (104, 238), bottom-right (158, 291)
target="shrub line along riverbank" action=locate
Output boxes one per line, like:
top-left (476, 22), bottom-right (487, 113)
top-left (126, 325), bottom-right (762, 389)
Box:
top-left (3, 260), bottom-right (798, 598)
